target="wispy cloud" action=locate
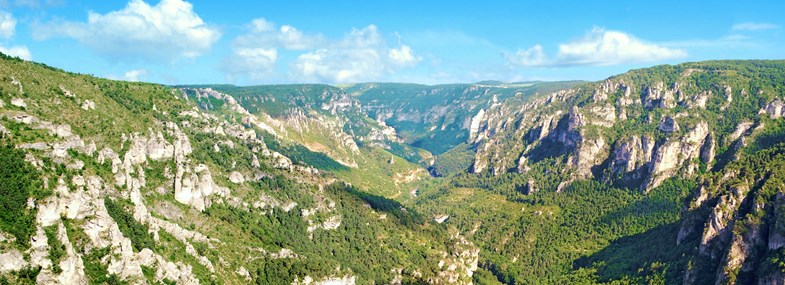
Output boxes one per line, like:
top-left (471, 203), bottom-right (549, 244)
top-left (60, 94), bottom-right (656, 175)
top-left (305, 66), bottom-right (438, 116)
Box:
top-left (732, 22), bottom-right (779, 31)
top-left (508, 27), bottom-right (686, 67)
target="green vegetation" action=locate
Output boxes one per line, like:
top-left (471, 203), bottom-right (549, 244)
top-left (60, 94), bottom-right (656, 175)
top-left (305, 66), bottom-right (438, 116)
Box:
top-left (260, 132), bottom-right (349, 171)
top-left (0, 142), bottom-right (42, 247)
top-left (83, 247), bottom-right (126, 285)
top-left (104, 198), bottom-right (155, 251)
top-left (417, 175), bottom-right (695, 284)
top-left (44, 225), bottom-right (66, 274)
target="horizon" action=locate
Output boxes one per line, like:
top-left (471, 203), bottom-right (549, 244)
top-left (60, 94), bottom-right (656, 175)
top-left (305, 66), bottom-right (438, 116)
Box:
top-left (1, 0), bottom-right (783, 85)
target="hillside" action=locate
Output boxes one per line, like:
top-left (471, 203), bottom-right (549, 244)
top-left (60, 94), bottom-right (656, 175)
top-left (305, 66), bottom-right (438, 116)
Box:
top-left (0, 54), bottom-right (477, 284)
top-left (3, 53), bottom-right (785, 285)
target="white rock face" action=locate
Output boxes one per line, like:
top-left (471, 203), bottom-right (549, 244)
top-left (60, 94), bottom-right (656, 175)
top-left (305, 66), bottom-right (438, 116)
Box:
top-left (434, 214), bottom-right (450, 224)
top-left (0, 249), bottom-right (28, 272)
top-left (763, 99), bottom-right (784, 118)
top-left (700, 185), bottom-right (748, 257)
top-left (56, 221), bottom-right (88, 285)
top-left (572, 136), bottom-right (606, 179)
top-left (229, 171), bottom-right (245, 184)
top-left (643, 82), bottom-right (676, 109)
top-left (175, 163), bottom-right (229, 211)
top-left (81, 100), bottom-right (96, 110)
top-left (469, 109), bottom-right (485, 141)
top-left (587, 104), bottom-right (617, 127)
top-left (729, 121), bottom-right (754, 143)
top-left (611, 136), bottom-right (646, 174)
top-left (658, 116), bottom-right (680, 133)
top-left (11, 97), bottom-right (26, 108)
top-left (644, 121), bottom-right (709, 192)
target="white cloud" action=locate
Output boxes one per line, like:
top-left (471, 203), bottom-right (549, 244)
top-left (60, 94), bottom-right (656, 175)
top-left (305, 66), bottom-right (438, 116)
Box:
top-left (732, 22), bottom-right (779, 31)
top-left (0, 45), bottom-right (31, 60)
top-left (221, 18), bottom-right (322, 80)
top-left (0, 11), bottom-right (15, 38)
top-left (223, 20), bottom-right (420, 83)
top-left (388, 45), bottom-right (420, 67)
top-left (506, 44), bottom-right (546, 66)
top-left (237, 18), bottom-right (323, 50)
top-left (221, 47), bottom-right (278, 80)
top-left (508, 28), bottom-right (686, 67)
top-left (0, 11), bottom-right (30, 60)
top-left (292, 25), bottom-right (420, 83)
top-left (123, 69), bottom-right (148, 81)
top-left (33, 0), bottom-right (220, 61)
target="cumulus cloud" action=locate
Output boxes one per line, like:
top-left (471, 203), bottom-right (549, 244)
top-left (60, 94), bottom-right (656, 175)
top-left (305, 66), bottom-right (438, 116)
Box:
top-left (0, 45), bottom-right (31, 60)
top-left (123, 69), bottom-right (148, 81)
top-left (33, 0), bottom-right (220, 61)
top-left (0, 11), bottom-right (15, 38)
top-left (221, 18), bottom-right (321, 80)
top-left (292, 25), bottom-right (421, 83)
top-left (508, 28), bottom-right (686, 67)
top-left (731, 22), bottom-right (779, 31)
top-left (239, 18), bottom-right (323, 50)
top-left (0, 10), bottom-right (31, 60)
top-left (223, 20), bottom-right (420, 83)
top-left (388, 44), bottom-right (419, 67)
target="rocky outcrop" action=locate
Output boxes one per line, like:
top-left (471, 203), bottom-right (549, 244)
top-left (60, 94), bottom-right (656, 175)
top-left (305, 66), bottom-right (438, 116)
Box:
top-left (293, 275), bottom-right (356, 285)
top-left (11, 97), bottom-right (26, 108)
top-left (469, 109), bottom-right (485, 141)
top-left (658, 116), bottom-right (680, 133)
top-left (643, 121), bottom-right (709, 192)
top-left (729, 121), bottom-right (754, 143)
top-left (571, 136), bottom-right (606, 178)
top-left (0, 249), bottom-right (27, 273)
top-left (699, 184), bottom-right (748, 258)
top-left (608, 135), bottom-right (655, 180)
top-left (715, 194), bottom-right (766, 285)
top-left (174, 163), bottom-right (229, 212)
top-left (429, 230), bottom-right (479, 285)
top-left (643, 81), bottom-right (677, 109)
top-left (762, 99), bottom-right (784, 118)
top-left (701, 134), bottom-right (716, 166)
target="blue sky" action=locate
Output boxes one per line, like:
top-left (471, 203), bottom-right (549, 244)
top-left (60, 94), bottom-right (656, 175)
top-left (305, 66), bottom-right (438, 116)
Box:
top-left (0, 0), bottom-right (783, 85)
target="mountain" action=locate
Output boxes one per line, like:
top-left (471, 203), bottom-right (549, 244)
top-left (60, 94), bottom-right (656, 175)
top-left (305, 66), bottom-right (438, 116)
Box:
top-left (0, 54), bottom-right (477, 284)
top-left (3, 52), bottom-right (785, 285)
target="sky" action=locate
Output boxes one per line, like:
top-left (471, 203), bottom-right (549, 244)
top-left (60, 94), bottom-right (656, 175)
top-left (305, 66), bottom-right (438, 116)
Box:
top-left (0, 0), bottom-right (783, 85)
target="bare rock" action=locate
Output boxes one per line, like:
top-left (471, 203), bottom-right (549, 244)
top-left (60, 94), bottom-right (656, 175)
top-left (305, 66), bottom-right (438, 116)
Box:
top-left (229, 171), bottom-right (245, 184)
top-left (11, 98), bottom-right (26, 108)
top-left (643, 121), bottom-right (709, 192)
top-left (469, 109), bottom-right (485, 141)
top-left (762, 99), bottom-right (784, 118)
top-left (81, 100), bottom-right (96, 110)
top-left (571, 135), bottom-right (606, 179)
top-left (0, 249), bottom-right (27, 273)
top-left (658, 116), bottom-right (680, 133)
top-left (729, 121), bottom-right (754, 143)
